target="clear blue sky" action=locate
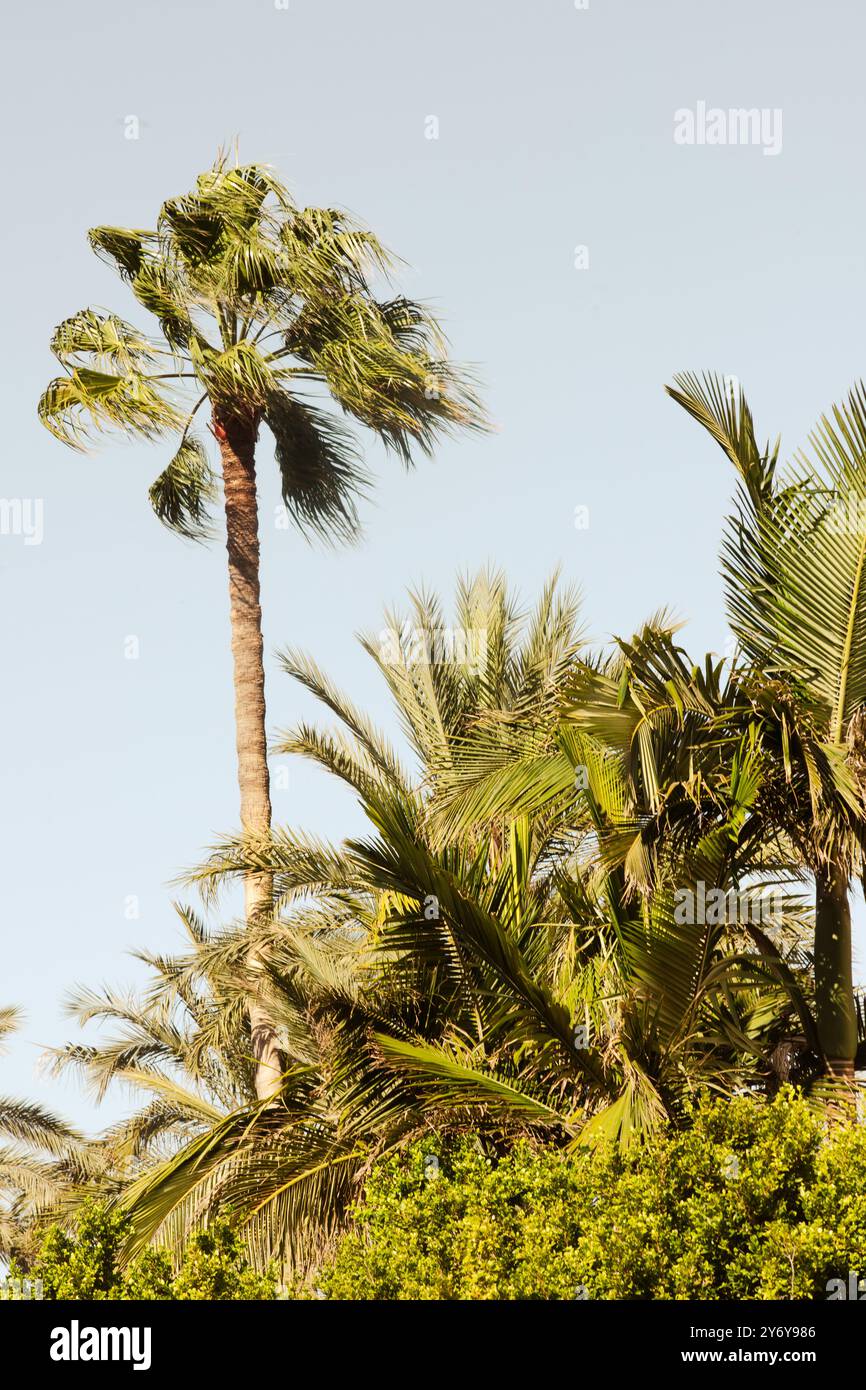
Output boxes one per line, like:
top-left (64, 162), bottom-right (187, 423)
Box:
top-left (4, 0), bottom-right (866, 1129)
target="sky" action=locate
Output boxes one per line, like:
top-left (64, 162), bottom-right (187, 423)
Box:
top-left (4, 0), bottom-right (866, 1129)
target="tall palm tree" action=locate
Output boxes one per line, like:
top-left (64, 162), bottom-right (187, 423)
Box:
top-left (666, 374), bottom-right (866, 1077)
top-left (38, 155), bottom-right (485, 1097)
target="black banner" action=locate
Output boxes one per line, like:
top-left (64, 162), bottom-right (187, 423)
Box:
top-left (2, 1298), bottom-right (860, 1376)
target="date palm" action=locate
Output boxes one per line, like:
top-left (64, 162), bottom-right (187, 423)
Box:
top-left (51, 573), bottom-right (593, 1268)
top-left (0, 1008), bottom-right (88, 1261)
top-left (38, 155), bottom-right (485, 1098)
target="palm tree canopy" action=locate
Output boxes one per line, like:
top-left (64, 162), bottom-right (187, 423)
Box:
top-left (667, 372), bottom-right (866, 746)
top-left (666, 373), bottom-right (866, 871)
top-left (38, 154), bottom-right (486, 542)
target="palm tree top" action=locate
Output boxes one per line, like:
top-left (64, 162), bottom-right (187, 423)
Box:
top-left (38, 153), bottom-right (487, 542)
top-left (666, 370), bottom-right (866, 745)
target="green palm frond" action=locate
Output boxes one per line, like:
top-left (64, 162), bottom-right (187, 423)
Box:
top-left (373, 1034), bottom-right (568, 1128)
top-left (0, 1011), bottom-right (85, 1252)
top-left (50, 309), bottom-right (161, 372)
top-left (186, 828), bottom-right (362, 908)
top-left (668, 372), bottom-right (866, 741)
top-left (263, 389), bottom-right (368, 544)
top-left (665, 371), bottom-right (779, 505)
top-left (0, 1148), bottom-right (71, 1209)
top-left (38, 368), bottom-right (183, 449)
top-left (148, 434), bottom-right (217, 540)
top-left (277, 647), bottom-right (411, 790)
top-left (0, 1099), bottom-right (81, 1157)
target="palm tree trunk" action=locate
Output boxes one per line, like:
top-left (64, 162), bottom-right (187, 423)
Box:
top-left (215, 408), bottom-right (282, 1101)
top-left (814, 861), bottom-right (857, 1079)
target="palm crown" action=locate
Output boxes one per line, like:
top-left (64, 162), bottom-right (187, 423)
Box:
top-left (38, 155), bottom-right (485, 541)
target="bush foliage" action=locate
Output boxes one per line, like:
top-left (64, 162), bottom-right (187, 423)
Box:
top-left (21, 1203), bottom-right (277, 1300)
top-left (319, 1090), bottom-right (866, 1300)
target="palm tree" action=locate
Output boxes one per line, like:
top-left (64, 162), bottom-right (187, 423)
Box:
top-left (38, 154), bottom-right (485, 1098)
top-left (666, 374), bottom-right (866, 1077)
top-left (425, 379), bottom-right (866, 1084)
top-left (0, 1008), bottom-right (87, 1262)
top-left (47, 906), bottom-right (252, 1161)
top-left (50, 572), bottom-right (591, 1268)
top-left (55, 575), bottom-right (809, 1275)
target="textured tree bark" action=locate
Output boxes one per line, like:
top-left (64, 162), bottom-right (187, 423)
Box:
top-left (814, 862), bottom-right (857, 1080)
top-left (216, 408), bottom-right (282, 1101)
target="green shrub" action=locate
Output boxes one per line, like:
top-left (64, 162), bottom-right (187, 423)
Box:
top-left (319, 1089), bottom-right (866, 1300)
top-left (21, 1203), bottom-right (277, 1300)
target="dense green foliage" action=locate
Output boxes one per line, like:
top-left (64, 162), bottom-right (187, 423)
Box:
top-left (20, 1203), bottom-right (276, 1300)
top-left (318, 1090), bottom-right (866, 1300)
